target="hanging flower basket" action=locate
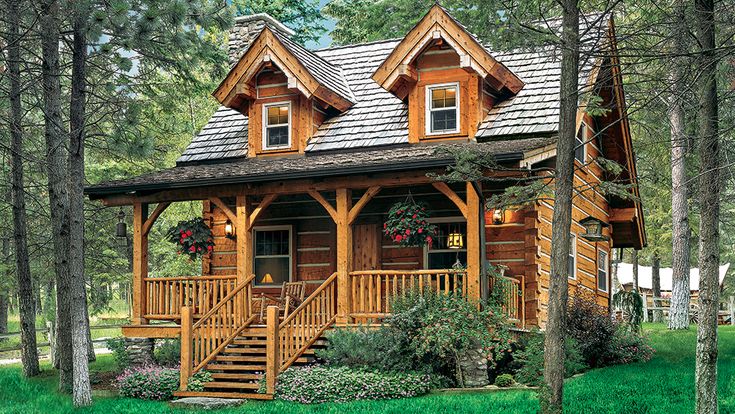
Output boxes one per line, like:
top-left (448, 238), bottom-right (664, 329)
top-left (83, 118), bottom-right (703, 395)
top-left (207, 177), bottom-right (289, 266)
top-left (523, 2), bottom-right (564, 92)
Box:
top-left (166, 217), bottom-right (215, 260)
top-left (383, 198), bottom-right (438, 247)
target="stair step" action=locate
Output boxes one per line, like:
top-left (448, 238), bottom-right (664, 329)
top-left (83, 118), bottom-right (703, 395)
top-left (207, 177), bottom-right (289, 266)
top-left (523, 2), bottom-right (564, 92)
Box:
top-left (231, 339), bottom-right (266, 346)
top-left (204, 381), bottom-right (260, 390)
top-left (173, 390), bottom-right (273, 400)
top-left (206, 364), bottom-right (266, 371)
top-left (216, 355), bottom-right (267, 363)
top-left (211, 372), bottom-right (262, 380)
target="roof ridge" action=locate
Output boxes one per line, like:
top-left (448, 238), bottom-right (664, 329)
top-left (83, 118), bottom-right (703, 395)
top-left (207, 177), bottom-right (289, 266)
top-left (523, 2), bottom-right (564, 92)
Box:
top-left (313, 37), bottom-right (403, 52)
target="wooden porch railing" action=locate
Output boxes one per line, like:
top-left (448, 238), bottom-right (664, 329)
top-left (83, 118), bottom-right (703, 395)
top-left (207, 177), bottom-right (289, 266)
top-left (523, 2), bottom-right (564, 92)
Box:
top-left (144, 275), bottom-right (237, 321)
top-left (489, 274), bottom-right (525, 327)
top-left (265, 272), bottom-right (338, 394)
top-left (179, 274), bottom-right (255, 390)
top-left (349, 269), bottom-right (468, 322)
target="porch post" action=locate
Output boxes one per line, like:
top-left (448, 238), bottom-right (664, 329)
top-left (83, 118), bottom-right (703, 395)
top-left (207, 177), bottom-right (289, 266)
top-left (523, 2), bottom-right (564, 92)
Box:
top-left (236, 195), bottom-right (252, 285)
top-left (335, 188), bottom-right (352, 324)
top-left (466, 182), bottom-right (482, 303)
top-left (132, 202), bottom-right (149, 325)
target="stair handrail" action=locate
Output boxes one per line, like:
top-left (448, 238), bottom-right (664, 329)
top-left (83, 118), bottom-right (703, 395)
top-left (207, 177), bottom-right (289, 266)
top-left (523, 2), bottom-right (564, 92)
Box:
top-left (180, 274), bottom-right (256, 391)
top-left (264, 272), bottom-right (338, 394)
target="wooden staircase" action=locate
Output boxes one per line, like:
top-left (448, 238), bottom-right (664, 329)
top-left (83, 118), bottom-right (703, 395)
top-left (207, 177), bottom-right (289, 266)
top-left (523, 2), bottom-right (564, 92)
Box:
top-left (175, 272), bottom-right (338, 400)
top-left (174, 327), bottom-right (328, 400)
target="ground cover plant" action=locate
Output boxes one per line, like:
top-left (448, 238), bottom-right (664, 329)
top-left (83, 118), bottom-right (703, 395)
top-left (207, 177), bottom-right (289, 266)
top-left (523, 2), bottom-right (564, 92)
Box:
top-left (0, 324), bottom-right (731, 413)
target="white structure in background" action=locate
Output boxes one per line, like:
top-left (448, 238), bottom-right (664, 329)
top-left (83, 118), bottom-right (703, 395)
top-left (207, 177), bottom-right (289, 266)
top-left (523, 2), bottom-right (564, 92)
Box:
top-left (617, 262), bottom-right (729, 295)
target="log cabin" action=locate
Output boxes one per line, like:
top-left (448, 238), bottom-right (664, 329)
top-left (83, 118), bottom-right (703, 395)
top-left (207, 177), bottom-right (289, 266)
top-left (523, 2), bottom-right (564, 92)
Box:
top-left (85, 6), bottom-right (646, 399)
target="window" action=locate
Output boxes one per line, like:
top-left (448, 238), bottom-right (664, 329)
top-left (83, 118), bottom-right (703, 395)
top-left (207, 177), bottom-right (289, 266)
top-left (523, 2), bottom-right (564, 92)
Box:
top-left (597, 250), bottom-right (608, 292)
top-left (426, 83), bottom-right (459, 135)
top-left (253, 226), bottom-right (291, 285)
top-left (424, 220), bottom-right (466, 269)
top-left (575, 123), bottom-right (586, 163)
top-left (263, 102), bottom-right (291, 150)
top-left (568, 233), bottom-right (576, 279)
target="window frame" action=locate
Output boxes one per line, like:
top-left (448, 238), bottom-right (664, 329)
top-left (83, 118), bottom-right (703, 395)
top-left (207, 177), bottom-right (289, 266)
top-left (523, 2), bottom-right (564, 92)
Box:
top-left (425, 82), bottom-right (461, 136)
top-left (262, 101), bottom-right (292, 151)
top-left (252, 225), bottom-right (293, 286)
top-left (422, 216), bottom-right (467, 270)
top-left (597, 249), bottom-right (609, 292)
top-left (568, 233), bottom-right (577, 280)
top-left (575, 122), bottom-right (587, 164)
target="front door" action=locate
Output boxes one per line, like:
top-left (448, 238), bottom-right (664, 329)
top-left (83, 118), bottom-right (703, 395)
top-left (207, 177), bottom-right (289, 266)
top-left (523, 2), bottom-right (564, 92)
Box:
top-left (353, 223), bottom-right (381, 270)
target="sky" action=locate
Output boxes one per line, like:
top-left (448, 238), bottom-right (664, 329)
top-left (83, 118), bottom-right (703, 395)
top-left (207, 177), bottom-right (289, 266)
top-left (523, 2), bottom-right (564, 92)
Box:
top-left (304, 0), bottom-right (336, 50)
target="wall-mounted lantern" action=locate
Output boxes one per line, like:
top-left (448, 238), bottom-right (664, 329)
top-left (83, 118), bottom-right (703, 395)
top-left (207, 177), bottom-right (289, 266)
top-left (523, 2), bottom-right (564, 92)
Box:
top-left (224, 219), bottom-right (235, 239)
top-left (580, 216), bottom-right (609, 242)
top-left (447, 232), bottom-right (464, 249)
top-left (492, 208), bottom-right (505, 225)
top-left (116, 208), bottom-right (127, 238)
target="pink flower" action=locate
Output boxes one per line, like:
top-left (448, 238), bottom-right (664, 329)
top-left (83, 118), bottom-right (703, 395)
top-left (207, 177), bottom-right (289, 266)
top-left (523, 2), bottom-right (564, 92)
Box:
top-left (426, 236), bottom-right (433, 245)
top-left (418, 228), bottom-right (423, 234)
top-left (412, 214), bottom-right (417, 219)
top-left (405, 229), bottom-right (411, 235)
top-left (395, 235), bottom-right (403, 242)
top-left (197, 247), bottom-right (202, 252)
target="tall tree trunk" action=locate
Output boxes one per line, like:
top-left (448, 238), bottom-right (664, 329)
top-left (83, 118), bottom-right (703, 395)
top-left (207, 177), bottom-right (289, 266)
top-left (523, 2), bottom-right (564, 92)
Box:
top-left (542, 1), bottom-right (578, 412)
top-left (611, 248), bottom-right (621, 293)
top-left (632, 249), bottom-right (639, 293)
top-left (652, 255), bottom-right (663, 322)
top-left (0, 238), bottom-right (9, 337)
top-left (69, 1), bottom-right (92, 405)
top-left (39, 0), bottom-right (73, 391)
top-left (7, 0), bottom-right (40, 376)
top-left (694, 0), bottom-right (719, 411)
top-left (669, 0), bottom-right (692, 331)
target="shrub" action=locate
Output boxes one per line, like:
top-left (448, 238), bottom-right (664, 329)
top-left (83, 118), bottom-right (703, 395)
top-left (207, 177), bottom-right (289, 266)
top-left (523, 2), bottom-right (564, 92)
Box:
top-left (566, 291), bottom-right (617, 368)
top-left (275, 366), bottom-right (433, 403)
top-left (494, 373), bottom-right (514, 387)
top-left (513, 332), bottom-right (586, 387)
top-left (106, 337), bottom-right (130, 369)
top-left (317, 326), bottom-right (411, 372)
top-left (187, 370), bottom-right (213, 392)
top-left (603, 328), bottom-right (655, 365)
top-left (154, 339), bottom-right (181, 366)
top-left (115, 365), bottom-right (179, 400)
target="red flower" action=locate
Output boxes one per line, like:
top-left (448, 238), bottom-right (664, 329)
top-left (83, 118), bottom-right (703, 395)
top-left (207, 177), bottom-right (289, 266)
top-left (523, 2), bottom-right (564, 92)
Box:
top-left (426, 236), bottom-right (433, 245)
top-left (180, 230), bottom-right (185, 235)
top-left (197, 247), bottom-right (202, 252)
top-left (383, 223), bottom-right (387, 229)
top-left (418, 228), bottom-right (423, 234)
top-left (186, 229), bottom-right (193, 236)
top-left (207, 245), bottom-right (213, 252)
top-left (405, 229), bottom-right (411, 235)
top-left (189, 246), bottom-right (196, 252)
top-left (412, 214), bottom-right (417, 219)
top-left (395, 234), bottom-right (403, 242)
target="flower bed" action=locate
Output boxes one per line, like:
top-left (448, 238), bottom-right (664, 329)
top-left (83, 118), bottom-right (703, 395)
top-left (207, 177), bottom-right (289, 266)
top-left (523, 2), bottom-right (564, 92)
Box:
top-left (115, 365), bottom-right (179, 401)
top-left (275, 366), bottom-right (434, 404)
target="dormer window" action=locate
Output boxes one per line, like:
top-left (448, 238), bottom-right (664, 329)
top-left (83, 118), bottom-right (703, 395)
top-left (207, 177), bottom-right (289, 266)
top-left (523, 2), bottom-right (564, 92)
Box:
top-left (263, 102), bottom-right (291, 150)
top-left (426, 83), bottom-right (459, 135)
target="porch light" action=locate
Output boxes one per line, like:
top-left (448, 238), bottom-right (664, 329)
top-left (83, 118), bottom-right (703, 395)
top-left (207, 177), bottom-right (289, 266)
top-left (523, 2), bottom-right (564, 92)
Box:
top-left (224, 219), bottom-right (235, 239)
top-left (579, 216), bottom-right (609, 242)
top-left (492, 208), bottom-right (505, 225)
top-left (115, 208), bottom-right (127, 239)
top-left (447, 232), bottom-right (464, 249)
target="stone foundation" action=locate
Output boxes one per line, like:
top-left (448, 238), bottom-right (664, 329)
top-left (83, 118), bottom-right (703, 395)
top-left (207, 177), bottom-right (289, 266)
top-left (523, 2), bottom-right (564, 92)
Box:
top-left (457, 347), bottom-right (489, 387)
top-left (125, 337), bottom-right (154, 366)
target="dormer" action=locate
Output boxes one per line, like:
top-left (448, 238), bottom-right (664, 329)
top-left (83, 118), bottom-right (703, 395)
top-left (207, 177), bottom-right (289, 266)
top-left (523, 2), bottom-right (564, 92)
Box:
top-left (213, 26), bottom-right (354, 156)
top-left (373, 5), bottom-right (524, 143)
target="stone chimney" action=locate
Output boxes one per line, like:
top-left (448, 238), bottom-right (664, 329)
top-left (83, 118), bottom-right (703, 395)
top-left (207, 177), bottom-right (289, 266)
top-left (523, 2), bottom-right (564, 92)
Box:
top-left (228, 13), bottom-right (296, 67)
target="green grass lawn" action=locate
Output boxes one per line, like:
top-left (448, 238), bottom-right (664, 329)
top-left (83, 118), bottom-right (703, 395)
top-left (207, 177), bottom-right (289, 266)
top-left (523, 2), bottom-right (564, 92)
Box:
top-left (0, 323), bottom-right (732, 414)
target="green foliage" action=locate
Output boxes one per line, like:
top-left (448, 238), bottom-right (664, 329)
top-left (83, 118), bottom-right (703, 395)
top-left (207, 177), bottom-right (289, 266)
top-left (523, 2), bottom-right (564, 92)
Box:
top-left (275, 366), bottom-right (434, 403)
top-left (612, 290), bottom-right (644, 331)
top-left (566, 291), bottom-right (618, 368)
top-left (106, 337), bottom-right (130, 369)
top-left (165, 217), bottom-right (215, 260)
top-left (317, 326), bottom-right (410, 372)
top-left (115, 365), bottom-right (179, 400)
top-left (494, 373), bottom-right (514, 387)
top-left (383, 200), bottom-right (437, 247)
top-left (232, 0), bottom-right (326, 44)
top-left (186, 370), bottom-right (213, 392)
top-left (604, 328), bottom-right (655, 365)
top-left (153, 339), bottom-right (180, 367)
top-left (513, 332), bottom-right (586, 387)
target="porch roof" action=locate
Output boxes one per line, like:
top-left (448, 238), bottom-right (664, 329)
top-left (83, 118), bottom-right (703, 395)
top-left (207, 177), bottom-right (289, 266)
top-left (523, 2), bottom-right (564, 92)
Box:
top-left (85, 137), bottom-right (554, 198)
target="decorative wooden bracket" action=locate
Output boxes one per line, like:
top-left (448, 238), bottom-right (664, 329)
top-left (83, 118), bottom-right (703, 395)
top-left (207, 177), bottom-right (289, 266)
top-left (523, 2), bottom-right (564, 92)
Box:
top-left (209, 197), bottom-right (236, 223)
top-left (308, 190), bottom-right (338, 223)
top-left (142, 202), bottom-right (171, 236)
top-left (432, 182), bottom-right (468, 219)
top-left (348, 186), bottom-right (381, 225)
top-left (249, 194), bottom-right (277, 229)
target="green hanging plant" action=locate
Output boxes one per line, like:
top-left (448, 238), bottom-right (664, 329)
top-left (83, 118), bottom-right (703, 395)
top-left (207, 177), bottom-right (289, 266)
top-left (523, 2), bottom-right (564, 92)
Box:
top-left (612, 290), bottom-right (644, 331)
top-left (383, 194), bottom-right (438, 247)
top-left (166, 217), bottom-right (215, 260)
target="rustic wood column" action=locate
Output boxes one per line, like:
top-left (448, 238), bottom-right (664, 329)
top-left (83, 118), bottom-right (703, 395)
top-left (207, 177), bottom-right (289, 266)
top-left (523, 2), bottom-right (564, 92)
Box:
top-left (265, 305), bottom-right (279, 394)
top-left (335, 188), bottom-right (352, 324)
top-left (466, 182), bottom-right (482, 303)
top-left (132, 202), bottom-right (149, 325)
top-left (179, 306), bottom-right (192, 390)
top-left (236, 195), bottom-right (252, 285)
